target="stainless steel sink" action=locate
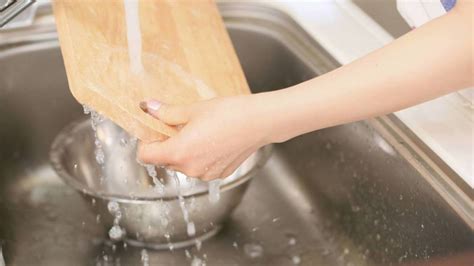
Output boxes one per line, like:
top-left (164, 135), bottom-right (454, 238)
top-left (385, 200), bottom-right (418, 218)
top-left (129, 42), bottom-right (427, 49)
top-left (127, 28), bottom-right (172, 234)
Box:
top-left (0, 3), bottom-right (472, 266)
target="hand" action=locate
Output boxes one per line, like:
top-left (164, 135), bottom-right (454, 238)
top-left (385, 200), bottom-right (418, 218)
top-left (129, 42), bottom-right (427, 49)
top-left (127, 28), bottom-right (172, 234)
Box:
top-left (137, 95), bottom-right (271, 181)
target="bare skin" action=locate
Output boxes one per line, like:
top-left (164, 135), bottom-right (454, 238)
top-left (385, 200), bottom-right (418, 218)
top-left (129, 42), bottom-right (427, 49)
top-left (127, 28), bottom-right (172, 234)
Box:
top-left (138, 0), bottom-right (473, 181)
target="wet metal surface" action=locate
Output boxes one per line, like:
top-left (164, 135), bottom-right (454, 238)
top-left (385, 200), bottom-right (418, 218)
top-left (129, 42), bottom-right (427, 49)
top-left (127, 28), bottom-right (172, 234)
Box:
top-left (0, 3), bottom-right (473, 266)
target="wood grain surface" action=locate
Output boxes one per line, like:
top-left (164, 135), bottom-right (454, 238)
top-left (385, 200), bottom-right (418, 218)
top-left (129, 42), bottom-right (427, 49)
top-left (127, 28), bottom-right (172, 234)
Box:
top-left (53, 0), bottom-right (250, 141)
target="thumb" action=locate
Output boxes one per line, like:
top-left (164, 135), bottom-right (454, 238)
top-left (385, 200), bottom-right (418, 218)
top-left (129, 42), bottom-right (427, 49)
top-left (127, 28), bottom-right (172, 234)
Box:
top-left (139, 99), bottom-right (191, 125)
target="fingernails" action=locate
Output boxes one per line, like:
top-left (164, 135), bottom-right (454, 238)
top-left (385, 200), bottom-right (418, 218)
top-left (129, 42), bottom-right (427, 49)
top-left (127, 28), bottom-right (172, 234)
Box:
top-left (139, 100), bottom-right (161, 113)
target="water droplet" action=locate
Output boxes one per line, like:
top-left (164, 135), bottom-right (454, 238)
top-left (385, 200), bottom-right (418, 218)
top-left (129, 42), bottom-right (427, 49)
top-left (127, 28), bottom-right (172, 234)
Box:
top-left (107, 201), bottom-right (120, 214)
top-left (185, 250), bottom-right (192, 259)
top-left (288, 237), bottom-right (297, 246)
top-left (232, 242), bottom-right (238, 249)
top-left (141, 249), bottom-right (149, 266)
top-left (94, 140), bottom-right (105, 165)
top-left (187, 222), bottom-right (196, 237)
top-left (244, 243), bottom-right (264, 258)
top-left (291, 255), bottom-right (301, 265)
top-left (376, 234), bottom-right (381, 241)
top-left (272, 217), bottom-right (280, 223)
top-left (351, 205), bottom-right (361, 212)
top-left (191, 256), bottom-right (204, 266)
top-left (195, 239), bottom-right (202, 251)
top-left (120, 138), bottom-right (128, 147)
top-left (399, 194), bottom-right (404, 200)
top-left (208, 179), bottom-right (222, 204)
top-left (83, 105), bottom-right (91, 114)
top-left (109, 225), bottom-right (124, 241)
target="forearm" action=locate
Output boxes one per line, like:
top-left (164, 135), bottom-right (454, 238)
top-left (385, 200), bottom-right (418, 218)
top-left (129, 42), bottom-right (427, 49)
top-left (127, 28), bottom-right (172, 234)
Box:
top-left (256, 1), bottom-right (472, 143)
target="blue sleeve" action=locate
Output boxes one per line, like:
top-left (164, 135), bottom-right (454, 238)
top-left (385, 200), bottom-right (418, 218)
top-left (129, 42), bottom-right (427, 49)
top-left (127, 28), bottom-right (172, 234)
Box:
top-left (441, 0), bottom-right (456, 11)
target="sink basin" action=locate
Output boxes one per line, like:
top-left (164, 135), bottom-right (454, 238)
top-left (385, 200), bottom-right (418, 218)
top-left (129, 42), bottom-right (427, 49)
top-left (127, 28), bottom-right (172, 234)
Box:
top-left (0, 3), bottom-right (472, 265)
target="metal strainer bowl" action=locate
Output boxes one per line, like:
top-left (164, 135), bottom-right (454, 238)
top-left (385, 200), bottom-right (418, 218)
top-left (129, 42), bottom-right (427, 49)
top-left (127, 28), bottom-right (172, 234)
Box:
top-left (50, 118), bottom-right (271, 249)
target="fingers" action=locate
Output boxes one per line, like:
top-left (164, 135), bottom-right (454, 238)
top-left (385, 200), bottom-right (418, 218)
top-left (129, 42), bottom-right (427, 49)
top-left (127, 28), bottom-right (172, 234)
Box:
top-left (219, 148), bottom-right (256, 179)
top-left (139, 140), bottom-right (257, 181)
top-left (201, 147), bottom-right (256, 181)
top-left (137, 140), bottom-right (177, 166)
top-left (139, 99), bottom-right (191, 125)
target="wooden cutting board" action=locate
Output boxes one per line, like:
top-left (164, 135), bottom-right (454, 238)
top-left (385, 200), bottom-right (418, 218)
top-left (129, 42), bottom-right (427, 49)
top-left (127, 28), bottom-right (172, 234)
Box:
top-left (53, 0), bottom-right (250, 142)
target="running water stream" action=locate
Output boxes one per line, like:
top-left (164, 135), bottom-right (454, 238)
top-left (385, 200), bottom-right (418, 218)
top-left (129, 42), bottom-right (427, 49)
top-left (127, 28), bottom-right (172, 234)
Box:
top-left (107, 201), bottom-right (125, 241)
top-left (83, 106), bottom-right (105, 166)
top-left (170, 170), bottom-right (196, 238)
top-left (123, 0), bottom-right (144, 74)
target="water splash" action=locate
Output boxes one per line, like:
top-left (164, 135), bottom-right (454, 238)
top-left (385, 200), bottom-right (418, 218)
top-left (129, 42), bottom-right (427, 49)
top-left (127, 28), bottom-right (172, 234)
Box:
top-left (244, 243), bottom-right (264, 259)
top-left (171, 170), bottom-right (196, 237)
top-left (144, 164), bottom-right (165, 194)
top-left (140, 249), bottom-right (149, 266)
top-left (107, 201), bottom-right (125, 241)
top-left (208, 179), bottom-right (222, 204)
top-left (163, 233), bottom-right (175, 251)
top-left (109, 225), bottom-right (124, 241)
top-left (195, 239), bottom-right (202, 251)
top-left (191, 256), bottom-right (205, 266)
top-left (83, 105), bottom-right (106, 181)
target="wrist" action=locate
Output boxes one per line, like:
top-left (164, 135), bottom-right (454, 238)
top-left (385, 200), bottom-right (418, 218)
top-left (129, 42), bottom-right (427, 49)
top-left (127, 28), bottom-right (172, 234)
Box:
top-left (247, 90), bottom-right (299, 145)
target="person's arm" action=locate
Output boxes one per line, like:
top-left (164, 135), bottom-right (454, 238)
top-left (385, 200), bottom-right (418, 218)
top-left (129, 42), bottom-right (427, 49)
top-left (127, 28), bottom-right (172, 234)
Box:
top-left (260, 0), bottom-right (472, 143)
top-left (138, 0), bottom-right (472, 180)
